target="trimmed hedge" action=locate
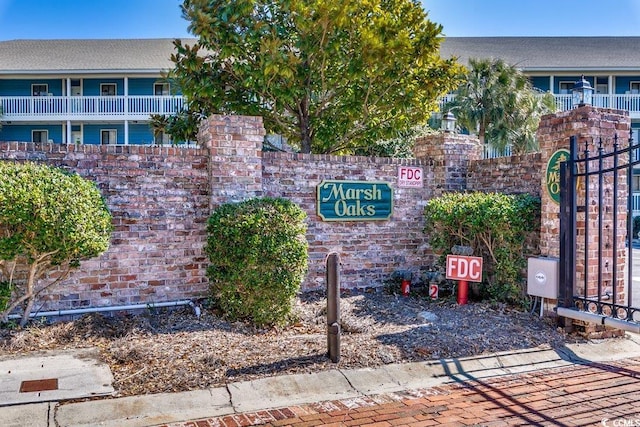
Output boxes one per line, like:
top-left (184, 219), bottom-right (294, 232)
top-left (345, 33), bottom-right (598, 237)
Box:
top-left (424, 192), bottom-right (540, 305)
top-left (0, 161), bottom-right (112, 325)
top-left (205, 197), bottom-right (308, 327)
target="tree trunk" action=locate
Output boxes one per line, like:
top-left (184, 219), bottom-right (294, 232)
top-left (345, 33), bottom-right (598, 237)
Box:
top-left (19, 261), bottom-right (40, 327)
top-left (299, 99), bottom-right (312, 154)
top-left (20, 294), bottom-right (34, 327)
top-left (478, 121), bottom-right (486, 146)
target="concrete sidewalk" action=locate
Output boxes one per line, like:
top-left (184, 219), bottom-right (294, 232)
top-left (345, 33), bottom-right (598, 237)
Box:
top-left (2, 334), bottom-right (640, 427)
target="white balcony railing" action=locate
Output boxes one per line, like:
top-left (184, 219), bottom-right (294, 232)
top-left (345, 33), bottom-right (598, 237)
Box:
top-left (556, 94), bottom-right (640, 111)
top-left (484, 144), bottom-right (512, 159)
top-left (441, 93), bottom-right (640, 116)
top-left (0, 95), bottom-right (186, 120)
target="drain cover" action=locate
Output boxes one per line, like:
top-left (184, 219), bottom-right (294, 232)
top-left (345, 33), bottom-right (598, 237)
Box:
top-left (19, 378), bottom-right (59, 393)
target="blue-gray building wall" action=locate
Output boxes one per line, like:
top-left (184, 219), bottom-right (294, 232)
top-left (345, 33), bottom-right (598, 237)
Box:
top-left (0, 124), bottom-right (63, 142)
top-left (0, 79), bottom-right (63, 96)
top-left (531, 77), bottom-right (550, 92)
top-left (83, 78), bottom-right (125, 96)
top-left (129, 78), bottom-right (166, 95)
top-left (615, 76), bottom-right (640, 93)
top-left (0, 123), bottom-right (154, 145)
top-left (0, 78), bottom-right (177, 96)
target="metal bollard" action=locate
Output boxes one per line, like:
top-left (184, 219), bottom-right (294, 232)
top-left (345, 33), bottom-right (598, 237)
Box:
top-left (326, 252), bottom-right (340, 363)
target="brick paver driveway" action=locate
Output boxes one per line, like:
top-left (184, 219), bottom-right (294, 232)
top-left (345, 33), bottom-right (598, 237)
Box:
top-left (164, 358), bottom-right (640, 427)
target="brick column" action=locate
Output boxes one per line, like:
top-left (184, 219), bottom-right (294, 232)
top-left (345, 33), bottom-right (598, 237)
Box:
top-left (414, 132), bottom-right (482, 196)
top-left (537, 106), bottom-right (630, 308)
top-left (198, 115), bottom-right (266, 208)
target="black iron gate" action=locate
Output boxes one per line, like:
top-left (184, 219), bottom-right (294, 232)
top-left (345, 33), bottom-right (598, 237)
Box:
top-left (559, 134), bottom-right (640, 331)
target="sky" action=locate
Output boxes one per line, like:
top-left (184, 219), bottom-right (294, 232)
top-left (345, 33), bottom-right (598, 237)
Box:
top-left (1, 0), bottom-right (640, 40)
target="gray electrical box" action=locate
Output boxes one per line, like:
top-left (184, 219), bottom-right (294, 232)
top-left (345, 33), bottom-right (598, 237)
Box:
top-left (527, 257), bottom-right (559, 299)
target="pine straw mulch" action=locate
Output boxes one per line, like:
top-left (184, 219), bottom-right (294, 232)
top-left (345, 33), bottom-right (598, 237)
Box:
top-left (0, 289), bottom-right (585, 397)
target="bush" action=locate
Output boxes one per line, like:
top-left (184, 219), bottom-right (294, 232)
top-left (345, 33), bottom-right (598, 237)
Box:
top-left (0, 281), bottom-right (11, 313)
top-left (0, 161), bottom-right (113, 326)
top-left (205, 197), bottom-right (308, 327)
top-left (424, 192), bottom-right (540, 305)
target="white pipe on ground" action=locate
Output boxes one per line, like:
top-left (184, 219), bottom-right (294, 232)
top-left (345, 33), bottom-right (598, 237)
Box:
top-left (7, 299), bottom-right (196, 320)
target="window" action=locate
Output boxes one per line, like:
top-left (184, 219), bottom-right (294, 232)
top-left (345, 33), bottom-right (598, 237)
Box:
top-left (633, 175), bottom-right (640, 192)
top-left (70, 79), bottom-right (82, 96)
top-left (630, 82), bottom-right (640, 95)
top-left (154, 82), bottom-right (170, 96)
top-left (32, 84), bottom-right (48, 97)
top-left (101, 129), bottom-right (117, 145)
top-left (32, 130), bottom-right (48, 143)
top-left (559, 82), bottom-right (574, 95)
top-left (100, 83), bottom-right (116, 96)
top-left (155, 131), bottom-right (171, 145)
top-left (595, 77), bottom-right (608, 94)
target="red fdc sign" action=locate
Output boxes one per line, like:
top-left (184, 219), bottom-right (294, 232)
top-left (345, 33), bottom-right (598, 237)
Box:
top-left (397, 166), bottom-right (423, 188)
top-left (446, 255), bottom-right (483, 282)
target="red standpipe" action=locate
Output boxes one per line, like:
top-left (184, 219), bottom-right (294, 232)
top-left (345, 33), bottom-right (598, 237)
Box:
top-left (401, 279), bottom-right (410, 296)
top-left (457, 280), bottom-right (468, 305)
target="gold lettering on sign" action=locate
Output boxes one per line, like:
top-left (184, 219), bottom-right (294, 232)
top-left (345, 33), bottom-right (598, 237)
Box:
top-left (321, 183), bottom-right (382, 202)
top-left (321, 183), bottom-right (381, 217)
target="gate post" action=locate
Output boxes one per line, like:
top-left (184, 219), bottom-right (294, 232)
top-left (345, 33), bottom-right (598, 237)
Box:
top-left (537, 106), bottom-right (631, 330)
top-left (558, 137), bottom-right (577, 309)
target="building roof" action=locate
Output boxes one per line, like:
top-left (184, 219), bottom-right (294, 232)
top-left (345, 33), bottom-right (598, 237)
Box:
top-left (4, 37), bottom-right (640, 75)
top-left (0, 38), bottom-right (197, 75)
top-left (440, 37), bottom-right (640, 72)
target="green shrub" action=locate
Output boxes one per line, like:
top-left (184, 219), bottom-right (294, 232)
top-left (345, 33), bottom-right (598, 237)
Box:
top-left (205, 197), bottom-right (308, 327)
top-left (424, 192), bottom-right (540, 305)
top-left (0, 281), bottom-right (11, 313)
top-left (0, 161), bottom-right (113, 326)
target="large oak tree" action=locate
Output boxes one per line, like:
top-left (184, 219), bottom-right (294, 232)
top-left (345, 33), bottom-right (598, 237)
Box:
top-left (170, 0), bottom-right (463, 154)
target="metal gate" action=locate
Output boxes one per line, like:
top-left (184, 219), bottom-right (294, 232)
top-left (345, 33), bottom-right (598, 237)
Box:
top-left (558, 134), bottom-right (640, 332)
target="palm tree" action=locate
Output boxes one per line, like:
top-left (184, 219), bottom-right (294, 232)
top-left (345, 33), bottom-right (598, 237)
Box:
top-left (444, 58), bottom-right (555, 154)
top-left (149, 114), bottom-right (169, 145)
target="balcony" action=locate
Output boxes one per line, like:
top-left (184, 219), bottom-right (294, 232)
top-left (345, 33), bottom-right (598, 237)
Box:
top-left (0, 95), bottom-right (186, 121)
top-left (441, 93), bottom-right (640, 118)
top-left (553, 94), bottom-right (640, 113)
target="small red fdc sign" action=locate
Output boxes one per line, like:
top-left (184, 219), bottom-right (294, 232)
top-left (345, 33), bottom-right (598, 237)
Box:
top-left (397, 166), bottom-right (423, 188)
top-left (446, 255), bottom-right (483, 282)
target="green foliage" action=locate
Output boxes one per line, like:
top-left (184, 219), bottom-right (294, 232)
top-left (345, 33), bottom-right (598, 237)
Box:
top-left (149, 112), bottom-right (200, 145)
top-left (167, 111), bottom-right (200, 144)
top-left (205, 197), bottom-right (308, 327)
top-left (170, 0), bottom-right (464, 154)
top-left (0, 161), bottom-right (113, 325)
top-left (424, 192), bottom-right (540, 305)
top-left (353, 124), bottom-right (439, 158)
top-left (444, 58), bottom-right (556, 154)
top-left (149, 114), bottom-right (170, 145)
top-left (0, 281), bottom-right (11, 312)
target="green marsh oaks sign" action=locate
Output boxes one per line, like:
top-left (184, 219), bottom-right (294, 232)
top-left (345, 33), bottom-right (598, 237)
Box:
top-left (317, 180), bottom-right (393, 221)
top-left (545, 148), bottom-right (570, 204)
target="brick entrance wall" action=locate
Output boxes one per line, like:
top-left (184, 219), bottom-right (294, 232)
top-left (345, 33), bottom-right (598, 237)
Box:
top-left (0, 142), bottom-right (211, 310)
top-left (262, 152), bottom-right (432, 289)
top-left (1, 115), bottom-right (545, 312)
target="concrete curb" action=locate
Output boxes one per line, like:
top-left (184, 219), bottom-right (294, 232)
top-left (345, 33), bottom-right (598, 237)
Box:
top-left (2, 335), bottom-right (640, 427)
